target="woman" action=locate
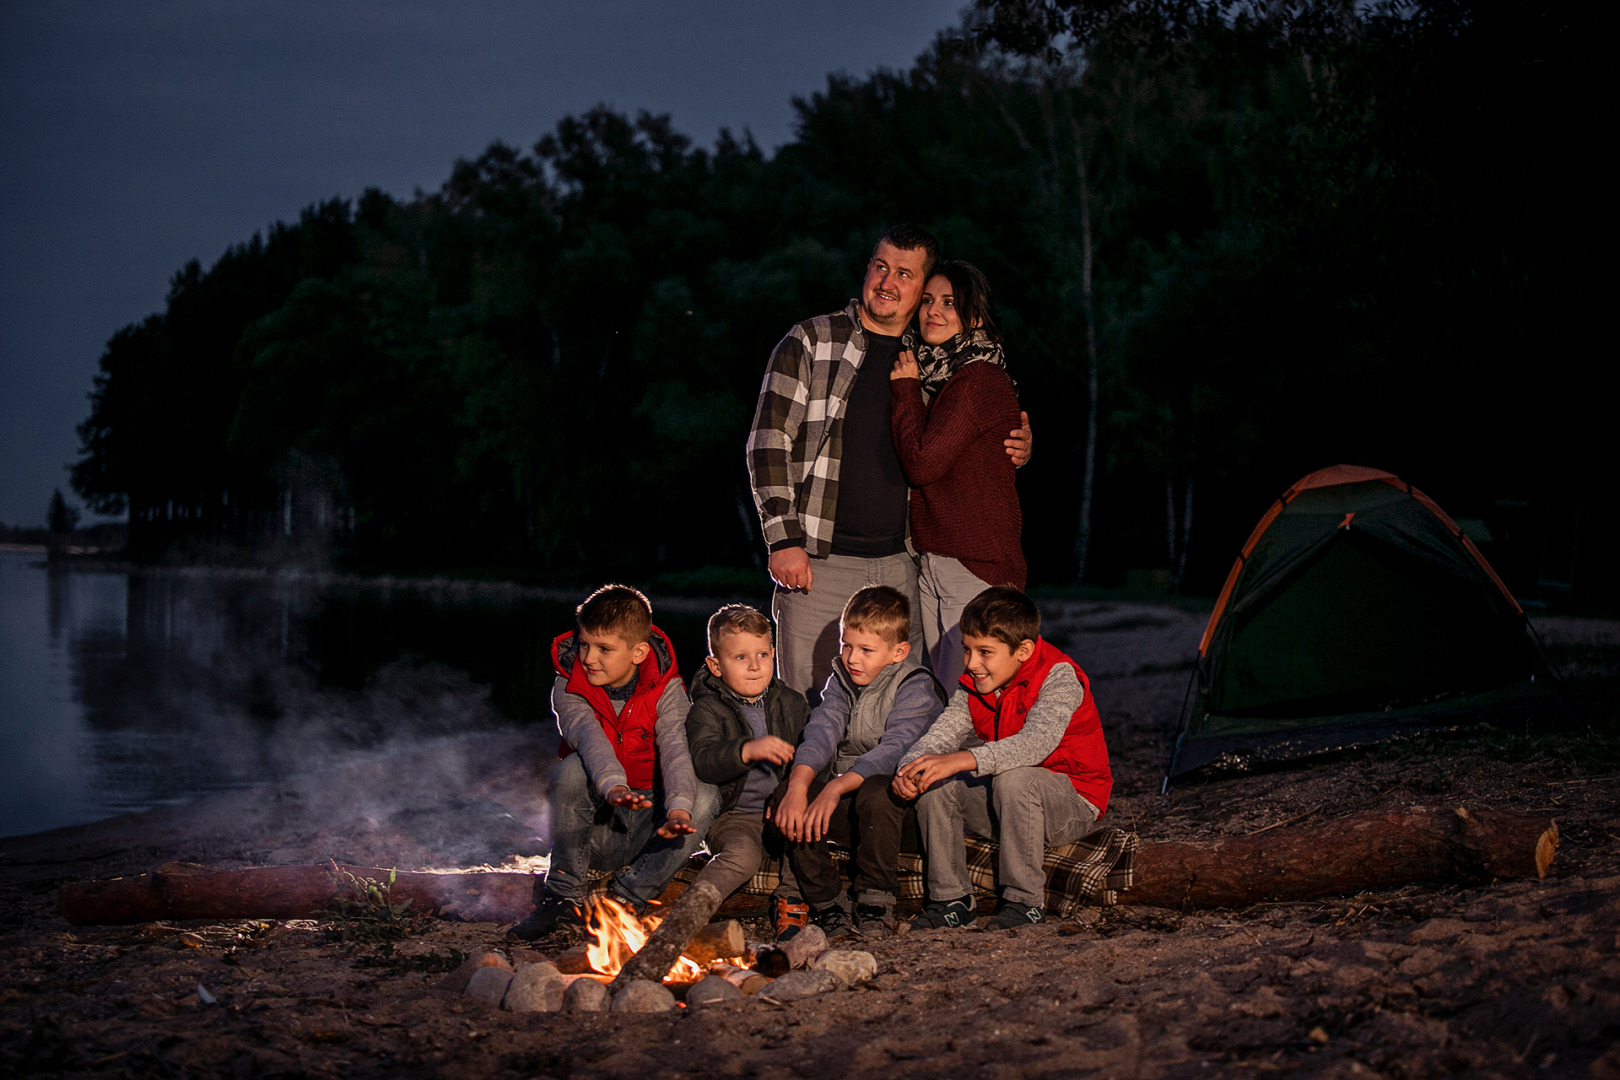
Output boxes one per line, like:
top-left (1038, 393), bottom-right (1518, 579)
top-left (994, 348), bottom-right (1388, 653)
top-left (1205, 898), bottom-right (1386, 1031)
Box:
top-left (889, 260), bottom-right (1026, 688)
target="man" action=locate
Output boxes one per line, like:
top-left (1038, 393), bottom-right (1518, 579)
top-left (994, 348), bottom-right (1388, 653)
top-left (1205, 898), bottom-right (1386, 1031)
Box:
top-left (746, 224), bottom-right (1030, 697)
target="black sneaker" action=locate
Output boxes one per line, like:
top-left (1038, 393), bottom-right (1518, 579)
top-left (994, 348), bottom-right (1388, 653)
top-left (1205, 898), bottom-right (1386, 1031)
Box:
top-left (910, 896), bottom-right (975, 929)
top-left (811, 903), bottom-right (855, 943)
top-left (853, 903), bottom-right (896, 938)
top-left (507, 891), bottom-right (584, 941)
top-left (985, 899), bottom-right (1044, 930)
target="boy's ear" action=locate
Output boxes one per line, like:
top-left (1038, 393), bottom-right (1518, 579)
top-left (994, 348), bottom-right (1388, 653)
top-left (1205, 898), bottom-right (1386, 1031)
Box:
top-left (1013, 639), bottom-right (1036, 664)
top-left (890, 640), bottom-right (912, 664)
top-left (705, 655), bottom-right (722, 677)
top-left (630, 640), bottom-right (652, 666)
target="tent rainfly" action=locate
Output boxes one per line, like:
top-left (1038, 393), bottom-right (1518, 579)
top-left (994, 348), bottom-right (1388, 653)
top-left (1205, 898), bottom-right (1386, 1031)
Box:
top-left (1167, 465), bottom-right (1566, 784)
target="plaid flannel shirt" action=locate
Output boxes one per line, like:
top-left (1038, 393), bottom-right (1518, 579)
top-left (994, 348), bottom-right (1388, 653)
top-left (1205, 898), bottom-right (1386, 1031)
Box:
top-left (746, 300), bottom-right (916, 556)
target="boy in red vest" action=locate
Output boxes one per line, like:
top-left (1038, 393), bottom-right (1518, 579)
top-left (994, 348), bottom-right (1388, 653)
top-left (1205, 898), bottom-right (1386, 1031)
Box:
top-left (893, 586), bottom-right (1111, 929)
top-left (509, 584), bottom-right (718, 941)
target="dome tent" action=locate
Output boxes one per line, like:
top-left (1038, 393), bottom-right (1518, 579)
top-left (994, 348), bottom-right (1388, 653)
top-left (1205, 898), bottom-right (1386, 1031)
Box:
top-left (1167, 465), bottom-right (1565, 783)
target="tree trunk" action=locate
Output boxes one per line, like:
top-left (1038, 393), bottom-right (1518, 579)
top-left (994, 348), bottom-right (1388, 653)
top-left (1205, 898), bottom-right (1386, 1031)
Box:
top-left (609, 880), bottom-right (724, 989)
top-left (57, 808), bottom-right (1557, 925)
top-left (1125, 806), bottom-right (1557, 909)
top-left (1071, 112), bottom-right (1100, 584)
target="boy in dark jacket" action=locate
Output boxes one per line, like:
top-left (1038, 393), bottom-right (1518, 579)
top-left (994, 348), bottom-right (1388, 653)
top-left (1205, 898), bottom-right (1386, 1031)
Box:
top-left (510, 584), bottom-right (718, 941)
top-left (685, 604), bottom-right (812, 939)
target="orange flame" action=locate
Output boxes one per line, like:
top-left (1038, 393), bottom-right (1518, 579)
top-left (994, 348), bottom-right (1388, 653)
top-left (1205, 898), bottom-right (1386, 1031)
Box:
top-left (582, 895), bottom-right (707, 983)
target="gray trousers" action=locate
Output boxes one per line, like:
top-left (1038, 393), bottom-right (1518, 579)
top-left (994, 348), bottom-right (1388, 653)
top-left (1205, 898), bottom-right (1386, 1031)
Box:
top-left (917, 552), bottom-right (993, 691)
top-left (690, 808), bottom-right (798, 900)
top-left (773, 551), bottom-right (925, 701)
top-left (916, 765), bottom-right (1097, 908)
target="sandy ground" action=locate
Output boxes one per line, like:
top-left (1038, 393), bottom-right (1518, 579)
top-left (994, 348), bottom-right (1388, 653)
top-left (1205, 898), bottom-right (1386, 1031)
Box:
top-left (2, 601), bottom-right (1618, 1079)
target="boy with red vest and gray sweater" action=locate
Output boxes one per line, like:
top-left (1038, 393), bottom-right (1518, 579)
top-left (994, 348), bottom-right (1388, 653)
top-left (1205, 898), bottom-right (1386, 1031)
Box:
top-left (509, 584), bottom-right (718, 941)
top-left (894, 586), bottom-right (1111, 930)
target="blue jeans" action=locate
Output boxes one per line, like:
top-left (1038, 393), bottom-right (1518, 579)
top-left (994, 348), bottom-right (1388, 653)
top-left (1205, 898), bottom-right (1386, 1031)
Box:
top-left (542, 753), bottom-right (719, 906)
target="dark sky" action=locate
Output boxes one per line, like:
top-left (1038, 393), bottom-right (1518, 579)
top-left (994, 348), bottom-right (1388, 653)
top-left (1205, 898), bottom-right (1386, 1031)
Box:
top-left (0, 0), bottom-right (966, 527)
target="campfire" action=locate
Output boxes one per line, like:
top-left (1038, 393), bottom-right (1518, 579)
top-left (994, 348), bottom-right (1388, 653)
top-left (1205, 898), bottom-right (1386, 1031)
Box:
top-left (582, 895), bottom-right (712, 983)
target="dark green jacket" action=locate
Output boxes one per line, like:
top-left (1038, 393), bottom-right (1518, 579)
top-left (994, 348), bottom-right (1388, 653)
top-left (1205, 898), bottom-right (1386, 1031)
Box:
top-left (686, 667), bottom-right (810, 813)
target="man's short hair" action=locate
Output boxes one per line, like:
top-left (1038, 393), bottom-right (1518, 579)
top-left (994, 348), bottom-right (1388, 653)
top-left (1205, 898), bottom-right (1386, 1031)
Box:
top-left (961, 587), bottom-right (1040, 651)
top-left (707, 603), bottom-right (773, 655)
top-left (873, 223), bottom-right (940, 278)
top-left (841, 585), bottom-right (911, 647)
top-left (576, 583), bottom-right (653, 645)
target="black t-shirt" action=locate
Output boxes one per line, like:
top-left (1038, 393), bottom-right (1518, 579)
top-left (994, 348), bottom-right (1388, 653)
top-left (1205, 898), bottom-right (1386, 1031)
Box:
top-left (830, 331), bottom-right (909, 557)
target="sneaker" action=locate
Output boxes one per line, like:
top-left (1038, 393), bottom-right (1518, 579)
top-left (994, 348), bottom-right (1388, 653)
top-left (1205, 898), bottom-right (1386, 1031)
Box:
top-left (811, 903), bottom-right (855, 942)
top-left (507, 891), bottom-right (584, 941)
top-left (853, 903), bottom-right (896, 938)
top-left (773, 895), bottom-right (810, 942)
top-left (985, 899), bottom-right (1044, 930)
top-left (910, 896), bottom-right (975, 929)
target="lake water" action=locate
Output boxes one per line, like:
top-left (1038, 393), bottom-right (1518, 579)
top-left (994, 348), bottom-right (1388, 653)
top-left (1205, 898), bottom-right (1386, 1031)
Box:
top-left (0, 550), bottom-right (732, 839)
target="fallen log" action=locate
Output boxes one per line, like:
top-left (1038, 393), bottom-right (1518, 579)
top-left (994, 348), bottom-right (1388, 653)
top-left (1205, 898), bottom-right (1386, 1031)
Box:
top-left (755, 923), bottom-right (828, 977)
top-left (609, 880), bottom-right (724, 989)
top-left (56, 806), bottom-right (1558, 925)
top-left (58, 861), bottom-right (534, 926)
top-left (1126, 806), bottom-right (1558, 909)
top-left (683, 919), bottom-right (746, 965)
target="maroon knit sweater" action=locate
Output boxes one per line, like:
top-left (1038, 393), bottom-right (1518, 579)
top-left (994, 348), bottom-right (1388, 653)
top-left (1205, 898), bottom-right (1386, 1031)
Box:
top-left (889, 362), bottom-right (1026, 589)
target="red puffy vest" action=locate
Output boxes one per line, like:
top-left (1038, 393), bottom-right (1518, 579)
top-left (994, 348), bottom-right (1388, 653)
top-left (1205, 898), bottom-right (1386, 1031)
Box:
top-left (552, 625), bottom-right (680, 791)
top-left (963, 637), bottom-right (1112, 816)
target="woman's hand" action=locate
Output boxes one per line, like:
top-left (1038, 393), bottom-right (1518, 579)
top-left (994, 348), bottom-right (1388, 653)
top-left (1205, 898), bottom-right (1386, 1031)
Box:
top-left (891, 350), bottom-right (920, 382)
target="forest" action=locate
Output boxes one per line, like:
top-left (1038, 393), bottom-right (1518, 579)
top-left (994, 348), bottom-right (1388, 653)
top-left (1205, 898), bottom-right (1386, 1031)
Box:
top-left (69, 0), bottom-right (1607, 606)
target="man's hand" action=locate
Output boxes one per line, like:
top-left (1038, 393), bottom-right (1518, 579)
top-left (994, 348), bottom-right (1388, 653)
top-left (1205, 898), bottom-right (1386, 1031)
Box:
top-left (605, 785), bottom-right (654, 811)
top-left (896, 751), bottom-right (978, 794)
top-left (1004, 411), bottom-right (1033, 468)
top-left (741, 736), bottom-right (795, 766)
top-left (768, 546), bottom-right (813, 592)
top-left (891, 349), bottom-right (921, 381)
top-left (656, 809), bottom-right (695, 839)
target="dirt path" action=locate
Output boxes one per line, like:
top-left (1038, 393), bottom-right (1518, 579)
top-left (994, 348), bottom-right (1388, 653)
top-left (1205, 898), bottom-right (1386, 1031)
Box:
top-left (3, 603), bottom-right (1617, 1078)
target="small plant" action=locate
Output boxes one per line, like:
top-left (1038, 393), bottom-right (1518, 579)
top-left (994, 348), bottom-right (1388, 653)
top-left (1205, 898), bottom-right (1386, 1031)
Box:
top-left (319, 863), bottom-right (420, 944)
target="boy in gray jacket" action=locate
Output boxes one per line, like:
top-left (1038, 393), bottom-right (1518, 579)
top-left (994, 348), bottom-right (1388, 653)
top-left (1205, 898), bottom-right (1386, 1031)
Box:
top-left (771, 586), bottom-right (946, 939)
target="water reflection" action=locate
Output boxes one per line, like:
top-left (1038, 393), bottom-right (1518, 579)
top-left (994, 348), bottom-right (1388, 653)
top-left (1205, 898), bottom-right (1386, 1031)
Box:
top-left (1, 551), bottom-right (730, 838)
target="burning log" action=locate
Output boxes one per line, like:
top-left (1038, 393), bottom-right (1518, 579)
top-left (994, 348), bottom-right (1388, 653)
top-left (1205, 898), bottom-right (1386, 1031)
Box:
top-left (754, 923), bottom-right (827, 977)
top-left (608, 880), bottom-right (724, 990)
top-left (683, 919), bottom-right (745, 965)
top-left (709, 961), bottom-right (773, 995)
top-left (1126, 806), bottom-right (1559, 909)
top-left (58, 861), bottom-right (532, 926)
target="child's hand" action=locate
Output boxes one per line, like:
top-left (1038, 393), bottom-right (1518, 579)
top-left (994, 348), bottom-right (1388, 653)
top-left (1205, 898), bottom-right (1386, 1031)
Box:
top-left (898, 751), bottom-right (977, 794)
top-left (891, 349), bottom-right (920, 381)
top-left (891, 770), bottom-right (921, 801)
top-left (801, 788), bottom-right (841, 842)
top-left (656, 809), bottom-right (695, 839)
top-left (605, 785), bottom-right (654, 811)
top-left (770, 787), bottom-right (809, 841)
top-left (741, 736), bottom-right (795, 766)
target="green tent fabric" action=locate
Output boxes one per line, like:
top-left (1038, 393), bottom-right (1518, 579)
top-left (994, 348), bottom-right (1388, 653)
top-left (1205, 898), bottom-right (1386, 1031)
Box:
top-left (1168, 465), bottom-right (1563, 782)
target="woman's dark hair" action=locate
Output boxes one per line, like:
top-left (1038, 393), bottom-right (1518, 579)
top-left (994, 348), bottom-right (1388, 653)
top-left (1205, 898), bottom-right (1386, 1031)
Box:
top-left (931, 260), bottom-right (999, 344)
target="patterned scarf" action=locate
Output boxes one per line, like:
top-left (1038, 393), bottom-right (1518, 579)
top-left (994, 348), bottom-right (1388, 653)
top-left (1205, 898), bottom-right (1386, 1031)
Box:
top-left (914, 327), bottom-right (1012, 403)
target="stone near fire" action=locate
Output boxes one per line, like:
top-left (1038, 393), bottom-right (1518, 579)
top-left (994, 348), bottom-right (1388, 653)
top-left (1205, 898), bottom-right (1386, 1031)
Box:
top-left (811, 949), bottom-right (878, 987)
top-left (464, 966), bottom-right (514, 1007)
top-left (504, 962), bottom-right (565, 1013)
top-left (611, 979), bottom-right (677, 1013)
top-left (554, 943), bottom-right (594, 974)
top-left (684, 975), bottom-right (743, 1007)
top-left (760, 968), bottom-right (842, 1001)
top-left (438, 952), bottom-right (513, 995)
top-left (564, 977), bottom-right (611, 1012)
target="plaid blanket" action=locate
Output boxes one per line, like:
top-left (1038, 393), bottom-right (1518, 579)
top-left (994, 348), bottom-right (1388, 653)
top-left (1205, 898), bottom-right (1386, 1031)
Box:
top-left (667, 828), bottom-right (1138, 915)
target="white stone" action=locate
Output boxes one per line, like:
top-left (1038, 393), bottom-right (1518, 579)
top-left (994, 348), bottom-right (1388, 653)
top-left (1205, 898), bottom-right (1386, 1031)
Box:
top-left (684, 975), bottom-right (743, 1007)
top-left (811, 949), bottom-right (878, 987)
top-left (760, 968), bottom-right (841, 1000)
top-left (463, 966), bottom-right (513, 1007)
top-left (611, 979), bottom-right (677, 1013)
top-left (563, 977), bottom-right (611, 1012)
top-left (504, 962), bottom-right (565, 1012)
